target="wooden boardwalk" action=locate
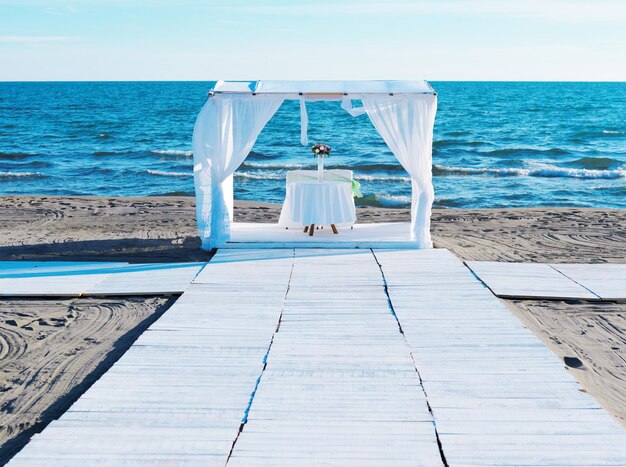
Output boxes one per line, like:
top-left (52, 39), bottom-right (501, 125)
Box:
top-left (227, 222), bottom-right (418, 248)
top-left (228, 250), bottom-right (441, 465)
top-left (378, 250), bottom-right (626, 465)
top-left (8, 250), bottom-right (293, 465)
top-left (467, 261), bottom-right (626, 300)
top-left (552, 263), bottom-right (626, 300)
top-left (0, 262), bottom-right (204, 297)
top-left (9, 249), bottom-right (626, 465)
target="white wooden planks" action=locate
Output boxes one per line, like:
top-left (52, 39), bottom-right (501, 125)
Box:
top-left (83, 263), bottom-right (204, 296)
top-left (0, 262), bottom-right (131, 296)
top-left (465, 260), bottom-right (599, 300)
top-left (0, 261), bottom-right (204, 297)
top-left (0, 261), bottom-right (128, 277)
top-left (226, 222), bottom-right (419, 249)
top-left (376, 249), bottom-right (626, 465)
top-left (552, 263), bottom-right (626, 301)
top-left (0, 273), bottom-right (111, 297)
top-left (8, 249), bottom-right (294, 466)
top-left (10, 248), bottom-right (626, 465)
top-left (228, 249), bottom-right (443, 466)
top-left (466, 260), bottom-right (626, 300)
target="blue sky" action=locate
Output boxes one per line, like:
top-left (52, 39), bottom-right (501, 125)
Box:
top-left (0, 0), bottom-right (625, 81)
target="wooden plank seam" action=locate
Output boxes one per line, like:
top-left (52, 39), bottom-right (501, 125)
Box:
top-left (548, 264), bottom-right (602, 300)
top-left (463, 261), bottom-right (602, 301)
top-left (462, 261), bottom-right (499, 298)
top-left (225, 248), bottom-right (296, 464)
top-left (370, 249), bottom-right (450, 467)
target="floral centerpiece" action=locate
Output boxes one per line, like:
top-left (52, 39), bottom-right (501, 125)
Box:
top-left (311, 142), bottom-right (331, 157)
top-left (312, 143), bottom-right (331, 180)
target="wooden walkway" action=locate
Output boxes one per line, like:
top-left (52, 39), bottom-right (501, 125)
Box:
top-left (466, 261), bottom-right (626, 300)
top-left (8, 250), bottom-right (293, 465)
top-left (378, 250), bottom-right (626, 465)
top-left (227, 250), bottom-right (441, 465)
top-left (0, 262), bottom-right (204, 297)
top-left (9, 249), bottom-right (626, 465)
top-left (227, 222), bottom-right (418, 248)
top-left (551, 263), bottom-right (626, 301)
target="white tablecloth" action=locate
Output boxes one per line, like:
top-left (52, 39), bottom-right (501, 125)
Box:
top-left (288, 180), bottom-right (357, 226)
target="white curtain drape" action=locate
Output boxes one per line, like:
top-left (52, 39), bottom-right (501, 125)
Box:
top-left (192, 94), bottom-right (284, 250)
top-left (341, 96), bottom-right (367, 117)
top-left (299, 99), bottom-right (308, 145)
top-left (361, 94), bottom-right (437, 248)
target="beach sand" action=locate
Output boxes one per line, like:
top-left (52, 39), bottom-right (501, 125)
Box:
top-left (2, 196), bottom-right (625, 263)
top-left (0, 296), bottom-right (175, 464)
top-left (504, 300), bottom-right (626, 426)
top-left (0, 195), bottom-right (625, 460)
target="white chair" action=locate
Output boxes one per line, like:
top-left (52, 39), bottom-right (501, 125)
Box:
top-left (278, 169), bottom-right (356, 229)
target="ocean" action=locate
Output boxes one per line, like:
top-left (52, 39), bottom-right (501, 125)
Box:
top-left (0, 81), bottom-right (625, 209)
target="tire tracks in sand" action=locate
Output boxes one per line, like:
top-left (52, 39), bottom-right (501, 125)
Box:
top-left (0, 297), bottom-right (176, 464)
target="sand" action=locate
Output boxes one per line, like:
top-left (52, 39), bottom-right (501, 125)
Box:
top-left (504, 300), bottom-right (626, 425)
top-left (0, 296), bottom-right (175, 464)
top-left (2, 196), bottom-right (625, 263)
top-left (0, 196), bottom-right (207, 263)
top-left (0, 195), bottom-right (625, 460)
top-left (431, 208), bottom-right (626, 263)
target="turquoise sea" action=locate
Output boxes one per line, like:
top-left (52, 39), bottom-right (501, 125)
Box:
top-left (0, 81), bottom-right (625, 209)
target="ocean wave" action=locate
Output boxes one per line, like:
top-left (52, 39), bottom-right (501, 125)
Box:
top-left (375, 194), bottom-right (411, 207)
top-left (433, 165), bottom-right (526, 176)
top-left (0, 160), bottom-right (52, 169)
top-left (243, 160), bottom-right (407, 173)
top-left (433, 197), bottom-right (466, 208)
top-left (356, 193), bottom-right (411, 208)
top-left (434, 163), bottom-right (626, 179)
top-left (590, 185), bottom-right (626, 194)
top-left (151, 149), bottom-right (193, 157)
top-left (241, 161), bottom-right (307, 170)
top-left (434, 139), bottom-right (490, 148)
top-left (565, 157), bottom-right (622, 170)
top-left (572, 130), bottom-right (625, 138)
top-left (0, 171), bottom-right (46, 178)
top-left (528, 163), bottom-right (626, 179)
top-left (146, 169), bottom-right (192, 177)
top-left (480, 147), bottom-right (569, 157)
top-left (236, 167), bottom-right (410, 182)
top-left (0, 152), bottom-right (36, 161)
top-left (246, 150), bottom-right (274, 160)
top-left (235, 171), bottom-right (285, 180)
top-left (23, 160), bottom-right (53, 168)
top-left (351, 163), bottom-right (406, 173)
top-left (356, 174), bottom-right (411, 182)
top-left (150, 191), bottom-right (194, 197)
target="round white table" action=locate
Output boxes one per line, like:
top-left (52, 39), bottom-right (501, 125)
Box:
top-left (288, 180), bottom-right (356, 235)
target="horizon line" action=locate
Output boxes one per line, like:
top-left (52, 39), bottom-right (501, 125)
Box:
top-left (1, 79), bottom-right (625, 84)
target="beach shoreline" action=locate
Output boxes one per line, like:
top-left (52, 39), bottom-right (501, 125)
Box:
top-left (0, 195), bottom-right (625, 461)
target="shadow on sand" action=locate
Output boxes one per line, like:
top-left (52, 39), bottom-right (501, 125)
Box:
top-left (0, 237), bottom-right (213, 263)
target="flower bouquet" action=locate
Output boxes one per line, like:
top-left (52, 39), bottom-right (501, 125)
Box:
top-left (312, 143), bottom-right (331, 180)
top-left (311, 142), bottom-right (331, 157)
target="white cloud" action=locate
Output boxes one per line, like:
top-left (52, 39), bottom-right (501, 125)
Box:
top-left (219, 0), bottom-right (626, 23)
top-left (42, 5), bottom-right (80, 16)
top-left (0, 35), bottom-right (78, 43)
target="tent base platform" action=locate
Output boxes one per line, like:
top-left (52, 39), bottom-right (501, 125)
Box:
top-left (222, 222), bottom-right (421, 249)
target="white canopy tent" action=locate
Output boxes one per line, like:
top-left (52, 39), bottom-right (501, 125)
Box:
top-left (192, 80), bottom-right (437, 250)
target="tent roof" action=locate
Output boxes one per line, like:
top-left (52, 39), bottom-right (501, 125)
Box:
top-left (210, 80), bottom-right (436, 96)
